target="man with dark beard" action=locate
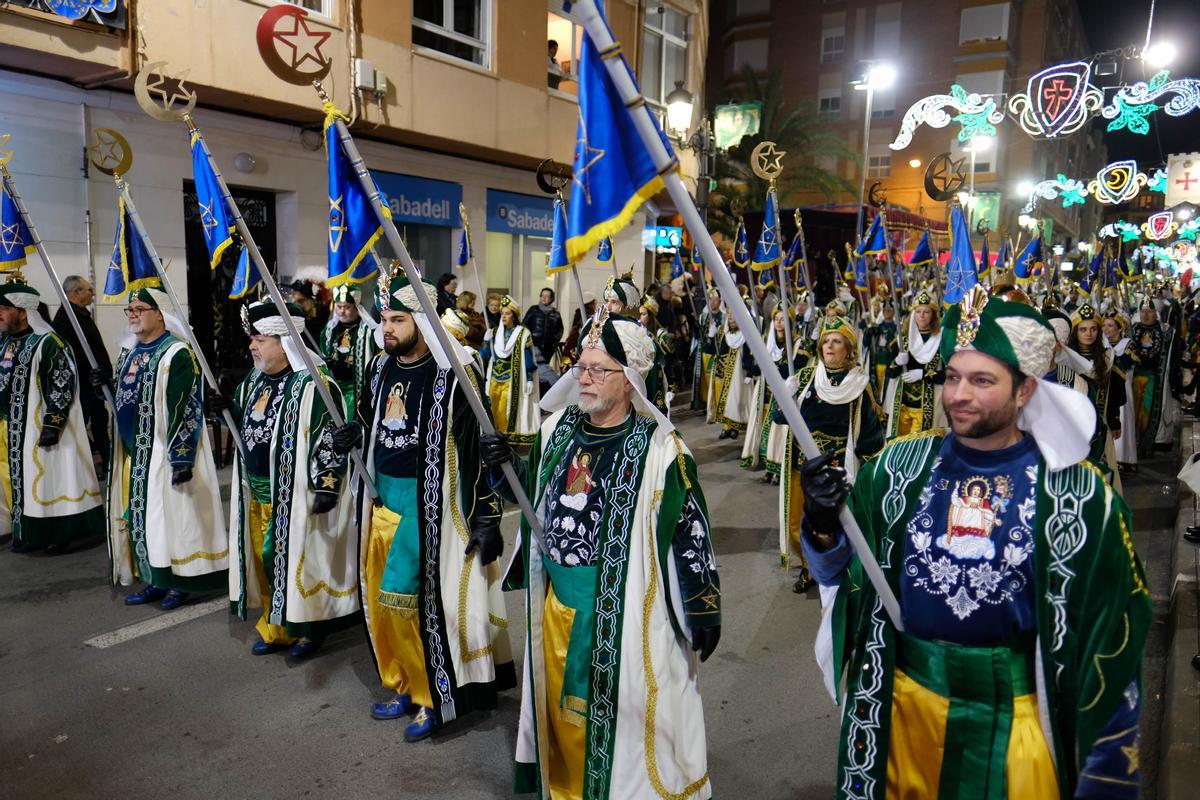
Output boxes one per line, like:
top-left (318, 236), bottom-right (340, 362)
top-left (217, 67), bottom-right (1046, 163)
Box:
top-left (797, 286), bottom-right (1150, 799)
top-left (331, 270), bottom-right (514, 742)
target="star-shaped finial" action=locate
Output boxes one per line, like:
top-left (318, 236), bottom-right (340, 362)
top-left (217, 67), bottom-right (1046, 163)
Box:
top-left (273, 13), bottom-right (332, 71)
top-left (753, 142), bottom-right (787, 178)
top-left (145, 68), bottom-right (196, 113)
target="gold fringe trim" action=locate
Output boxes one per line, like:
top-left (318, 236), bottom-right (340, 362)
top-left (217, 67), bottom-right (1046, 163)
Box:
top-left (170, 548), bottom-right (229, 566)
top-left (565, 174), bottom-right (668, 265)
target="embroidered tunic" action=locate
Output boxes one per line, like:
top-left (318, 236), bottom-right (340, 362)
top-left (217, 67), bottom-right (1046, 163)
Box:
top-left (113, 333), bottom-right (202, 469)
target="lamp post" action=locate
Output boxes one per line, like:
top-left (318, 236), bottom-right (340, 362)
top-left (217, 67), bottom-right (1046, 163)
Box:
top-left (851, 62), bottom-right (896, 244)
top-left (665, 81), bottom-right (716, 225)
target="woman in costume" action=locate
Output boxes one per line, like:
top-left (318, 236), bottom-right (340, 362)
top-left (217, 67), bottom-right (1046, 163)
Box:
top-left (483, 295), bottom-right (540, 445)
top-left (637, 295), bottom-right (672, 416)
top-left (883, 284), bottom-right (945, 438)
top-left (776, 314), bottom-right (884, 592)
top-left (1103, 309), bottom-right (1139, 471)
top-left (714, 308), bottom-right (754, 440)
top-left (1068, 300), bottom-right (1127, 487)
top-left (743, 307), bottom-right (794, 482)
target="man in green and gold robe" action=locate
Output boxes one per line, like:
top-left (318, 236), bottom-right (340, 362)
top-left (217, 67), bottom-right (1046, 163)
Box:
top-left (101, 288), bottom-right (227, 609)
top-left (319, 283), bottom-right (379, 416)
top-left (883, 285), bottom-right (945, 438)
top-left (484, 309), bottom-right (721, 800)
top-left (800, 286), bottom-right (1150, 798)
top-left (0, 280), bottom-right (103, 553)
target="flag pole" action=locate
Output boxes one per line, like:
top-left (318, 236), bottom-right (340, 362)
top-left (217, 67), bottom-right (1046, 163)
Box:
top-left (767, 187), bottom-right (795, 378)
top-left (571, 0), bottom-right (903, 631)
top-left (317, 84), bottom-right (541, 535)
top-left (115, 175), bottom-right (246, 460)
top-left (183, 116), bottom-right (377, 499)
top-left (458, 204), bottom-right (488, 313)
top-left (0, 164), bottom-right (115, 409)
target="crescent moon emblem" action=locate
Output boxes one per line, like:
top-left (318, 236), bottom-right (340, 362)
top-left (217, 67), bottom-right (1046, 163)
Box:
top-left (256, 5), bottom-right (334, 87)
top-left (88, 128), bottom-right (134, 177)
top-left (134, 62), bottom-right (198, 123)
top-left (535, 158), bottom-right (571, 195)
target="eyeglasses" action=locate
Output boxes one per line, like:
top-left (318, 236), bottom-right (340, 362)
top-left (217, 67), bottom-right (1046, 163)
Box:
top-left (571, 364), bottom-right (622, 383)
top-left (124, 306), bottom-right (154, 317)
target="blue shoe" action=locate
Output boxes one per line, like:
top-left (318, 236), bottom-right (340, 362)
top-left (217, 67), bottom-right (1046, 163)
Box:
top-left (125, 585), bottom-right (167, 605)
top-left (159, 590), bottom-right (189, 610)
top-left (288, 636), bottom-right (324, 658)
top-left (371, 694), bottom-right (415, 720)
top-left (404, 706), bottom-right (437, 742)
top-left (251, 638), bottom-right (288, 655)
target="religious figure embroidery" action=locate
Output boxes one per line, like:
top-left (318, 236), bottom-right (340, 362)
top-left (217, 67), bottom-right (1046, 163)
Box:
top-left (377, 380), bottom-right (421, 450)
top-left (249, 384), bottom-right (272, 422)
top-left (382, 382), bottom-right (409, 431)
top-left (941, 476), bottom-right (998, 560)
top-left (560, 449), bottom-right (595, 511)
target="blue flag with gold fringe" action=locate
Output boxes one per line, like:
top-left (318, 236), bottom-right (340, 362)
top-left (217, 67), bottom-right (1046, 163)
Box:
top-left (548, 196), bottom-right (571, 275)
top-left (228, 245), bottom-right (261, 299)
top-left (690, 239), bottom-right (702, 271)
top-left (456, 228), bottom-right (471, 269)
top-left (1080, 248), bottom-right (1102, 296)
top-left (671, 246), bottom-right (685, 280)
top-left (1013, 235), bottom-right (1042, 284)
top-left (0, 178), bottom-right (35, 272)
top-left (943, 205), bottom-right (977, 305)
top-left (565, 2), bottom-right (674, 263)
top-left (190, 131), bottom-right (235, 271)
top-left (326, 109), bottom-right (387, 286)
top-left (102, 195), bottom-right (160, 300)
top-left (909, 229), bottom-right (933, 267)
top-left (751, 190), bottom-right (781, 271)
top-left (597, 235), bottom-right (614, 268)
top-left (979, 233), bottom-right (990, 281)
top-left (781, 227), bottom-right (802, 286)
top-left (995, 238), bottom-right (1011, 272)
top-left (732, 220), bottom-right (750, 270)
top-left (856, 212), bottom-right (887, 257)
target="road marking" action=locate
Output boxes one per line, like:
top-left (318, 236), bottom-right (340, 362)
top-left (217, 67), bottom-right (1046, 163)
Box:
top-left (84, 598), bottom-right (226, 649)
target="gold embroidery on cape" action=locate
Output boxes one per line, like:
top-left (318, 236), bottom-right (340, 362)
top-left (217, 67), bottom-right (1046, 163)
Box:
top-left (170, 549), bottom-right (229, 566)
top-left (449, 428), bottom-right (493, 663)
top-left (30, 398), bottom-right (101, 506)
top-left (295, 549), bottom-right (357, 598)
top-left (1079, 612), bottom-right (1131, 712)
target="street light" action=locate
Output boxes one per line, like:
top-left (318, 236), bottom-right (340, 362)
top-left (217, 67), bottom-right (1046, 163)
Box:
top-left (1016, 180), bottom-right (1035, 197)
top-left (851, 60), bottom-right (896, 243)
top-left (908, 158), bottom-right (922, 169)
top-left (1143, 41), bottom-right (1178, 69)
top-left (665, 81), bottom-right (694, 141)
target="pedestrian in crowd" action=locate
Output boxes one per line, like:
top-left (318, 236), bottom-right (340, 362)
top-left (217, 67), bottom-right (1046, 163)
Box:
top-left (456, 290), bottom-right (487, 350)
top-left (220, 300), bottom-right (359, 660)
top-left (0, 280), bottom-right (104, 553)
top-left (332, 271), bottom-right (514, 742)
top-left (99, 288), bottom-right (227, 610)
top-left (435, 273), bottom-right (458, 316)
top-left (800, 286), bottom-right (1150, 798)
top-left (482, 307), bottom-right (720, 800)
top-left (522, 287), bottom-right (564, 395)
top-left (52, 275), bottom-right (111, 474)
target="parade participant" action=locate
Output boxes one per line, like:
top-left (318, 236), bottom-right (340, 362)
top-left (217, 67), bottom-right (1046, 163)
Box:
top-left (1043, 305), bottom-right (1094, 388)
top-left (864, 291), bottom-right (898, 398)
top-left (484, 295), bottom-right (540, 445)
top-left (603, 272), bottom-right (641, 317)
top-left (638, 294), bottom-right (672, 416)
top-left (691, 288), bottom-right (724, 414)
top-left (714, 307), bottom-right (754, 440)
top-left (52, 275), bottom-right (111, 474)
top-left (223, 300), bottom-right (358, 659)
top-left (455, 291), bottom-right (487, 351)
top-left (1068, 301), bottom-right (1126, 484)
top-left (289, 279), bottom-right (327, 346)
top-left (442, 307), bottom-right (486, 375)
top-left (332, 271), bottom-right (514, 742)
top-left (1129, 295), bottom-right (1180, 456)
top-left (1103, 310), bottom-right (1138, 470)
top-left (800, 285), bottom-right (1150, 798)
top-left (883, 284), bottom-right (945, 438)
top-left (776, 313), bottom-right (884, 593)
top-left (744, 307), bottom-right (794, 482)
top-left (523, 287), bottom-right (564, 396)
top-left (319, 283), bottom-right (379, 416)
top-left (482, 307), bottom-right (721, 800)
top-left (101, 288), bottom-right (227, 608)
top-left (0, 279), bottom-right (103, 552)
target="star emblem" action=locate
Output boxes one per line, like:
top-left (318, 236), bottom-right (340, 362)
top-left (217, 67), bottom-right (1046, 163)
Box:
top-left (320, 474), bottom-right (337, 489)
top-left (1120, 743), bottom-right (1139, 774)
top-left (572, 112), bottom-right (606, 206)
top-left (752, 142), bottom-right (787, 178)
top-left (48, 413), bottom-right (65, 425)
top-left (273, 12), bottom-right (332, 72)
top-left (143, 68), bottom-right (196, 114)
top-left (198, 199), bottom-right (219, 235)
top-left (174, 443), bottom-right (192, 458)
top-left (1, 221), bottom-right (24, 252)
top-left (328, 195), bottom-right (346, 252)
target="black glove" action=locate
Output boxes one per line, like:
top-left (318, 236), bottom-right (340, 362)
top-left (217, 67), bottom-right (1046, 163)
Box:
top-left (171, 466), bottom-right (193, 485)
top-left (479, 433), bottom-right (514, 470)
top-left (330, 422), bottom-right (363, 455)
top-left (464, 520), bottom-right (503, 565)
top-left (37, 427), bottom-right (61, 448)
top-left (691, 625), bottom-right (721, 663)
top-left (89, 368), bottom-right (111, 390)
top-left (799, 451), bottom-right (850, 534)
top-left (310, 491), bottom-right (337, 514)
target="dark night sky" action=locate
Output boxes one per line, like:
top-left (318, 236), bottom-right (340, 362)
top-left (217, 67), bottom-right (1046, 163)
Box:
top-left (1078, 0), bottom-right (1200, 164)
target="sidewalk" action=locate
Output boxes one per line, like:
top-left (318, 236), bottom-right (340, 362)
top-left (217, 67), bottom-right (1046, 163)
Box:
top-left (1160, 418), bottom-right (1200, 799)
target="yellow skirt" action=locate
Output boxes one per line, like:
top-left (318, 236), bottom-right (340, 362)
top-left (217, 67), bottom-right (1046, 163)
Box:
top-left (886, 668), bottom-right (1059, 799)
top-left (895, 404), bottom-right (925, 438)
top-left (0, 418), bottom-right (10, 513)
top-left (543, 583), bottom-right (586, 800)
top-left (490, 380), bottom-right (514, 436)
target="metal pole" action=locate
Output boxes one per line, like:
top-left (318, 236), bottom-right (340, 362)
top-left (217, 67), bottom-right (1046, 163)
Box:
top-left (324, 100), bottom-right (541, 534)
top-left (184, 118), bottom-right (377, 499)
top-left (0, 166), bottom-right (115, 409)
top-left (116, 177), bottom-right (246, 460)
top-left (769, 189), bottom-right (795, 379)
top-left (854, 86), bottom-right (874, 245)
top-left (571, 0), bottom-right (903, 631)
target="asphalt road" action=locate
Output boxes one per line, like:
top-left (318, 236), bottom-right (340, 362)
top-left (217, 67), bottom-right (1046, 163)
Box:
top-left (0, 409), bottom-right (1174, 800)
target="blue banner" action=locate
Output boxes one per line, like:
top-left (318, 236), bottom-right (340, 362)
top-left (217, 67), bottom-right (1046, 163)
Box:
top-left (487, 189), bottom-right (555, 237)
top-left (370, 171), bottom-right (462, 227)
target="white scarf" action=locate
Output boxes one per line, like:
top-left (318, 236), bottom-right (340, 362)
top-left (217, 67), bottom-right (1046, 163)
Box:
top-left (723, 318), bottom-right (745, 349)
top-left (493, 323), bottom-right (524, 359)
top-left (905, 314), bottom-right (942, 365)
top-left (811, 361), bottom-right (870, 405)
top-left (766, 329), bottom-right (786, 363)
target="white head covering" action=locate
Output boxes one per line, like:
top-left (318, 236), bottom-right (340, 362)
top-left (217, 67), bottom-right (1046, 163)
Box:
top-left (243, 299), bottom-right (327, 373)
top-left (0, 283), bottom-right (52, 336)
top-left (118, 287), bottom-right (192, 350)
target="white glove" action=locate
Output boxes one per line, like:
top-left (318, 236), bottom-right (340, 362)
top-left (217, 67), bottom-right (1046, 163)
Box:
top-left (523, 379), bottom-right (534, 396)
top-left (744, 376), bottom-right (754, 385)
top-left (902, 368), bottom-right (924, 383)
top-left (894, 352), bottom-right (909, 367)
top-left (483, 328), bottom-right (494, 342)
top-left (785, 374), bottom-right (800, 396)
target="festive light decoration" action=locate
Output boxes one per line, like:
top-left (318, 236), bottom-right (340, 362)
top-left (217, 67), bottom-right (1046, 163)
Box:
top-left (1148, 168), bottom-right (1168, 194)
top-left (1100, 220), bottom-right (1153, 242)
top-left (889, 84), bottom-right (1004, 151)
top-left (1143, 210), bottom-right (1177, 241)
top-left (1021, 159), bottom-right (1162, 214)
top-left (1179, 219), bottom-right (1200, 242)
top-left (1008, 61), bottom-right (1104, 139)
top-left (1102, 70), bottom-right (1200, 134)
top-left (1089, 160), bottom-right (1146, 205)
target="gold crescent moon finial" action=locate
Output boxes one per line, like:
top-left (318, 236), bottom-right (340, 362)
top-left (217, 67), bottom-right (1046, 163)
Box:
top-left (750, 140), bottom-right (786, 181)
top-left (134, 61), bottom-right (198, 123)
top-left (88, 128), bottom-right (134, 177)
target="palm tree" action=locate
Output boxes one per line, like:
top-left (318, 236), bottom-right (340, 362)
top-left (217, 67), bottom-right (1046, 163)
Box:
top-left (708, 64), bottom-right (859, 240)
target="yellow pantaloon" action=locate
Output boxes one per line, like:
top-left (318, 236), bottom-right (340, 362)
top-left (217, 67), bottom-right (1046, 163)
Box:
top-left (543, 583), bottom-right (586, 800)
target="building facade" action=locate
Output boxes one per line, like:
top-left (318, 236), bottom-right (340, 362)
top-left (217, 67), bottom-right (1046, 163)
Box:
top-left (0, 0), bottom-right (708, 367)
top-left (707, 0), bottom-right (1106, 257)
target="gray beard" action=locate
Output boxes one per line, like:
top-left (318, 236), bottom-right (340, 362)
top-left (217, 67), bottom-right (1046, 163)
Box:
top-left (577, 393), bottom-right (616, 416)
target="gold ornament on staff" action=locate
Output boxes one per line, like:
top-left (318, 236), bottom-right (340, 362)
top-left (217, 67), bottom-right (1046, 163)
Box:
top-left (0, 133), bottom-right (12, 168)
top-left (750, 140), bottom-right (786, 183)
top-left (134, 62), bottom-right (198, 123)
top-left (88, 128), bottom-right (133, 177)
